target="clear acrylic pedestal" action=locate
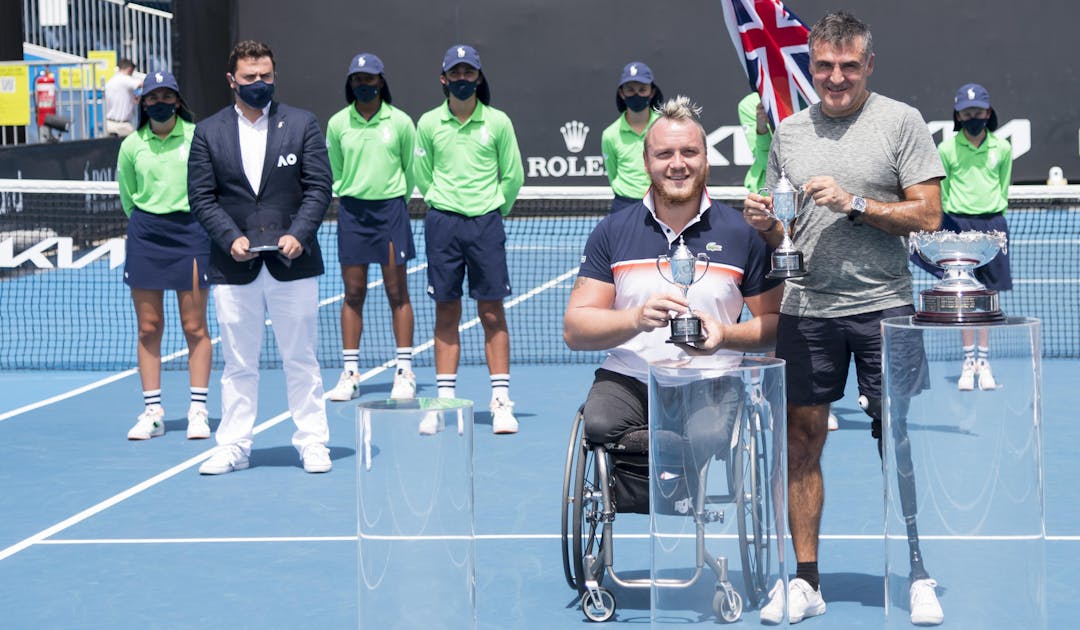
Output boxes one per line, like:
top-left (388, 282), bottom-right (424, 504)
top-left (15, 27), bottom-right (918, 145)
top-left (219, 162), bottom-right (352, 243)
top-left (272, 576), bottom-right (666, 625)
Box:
top-left (356, 398), bottom-right (475, 629)
top-left (882, 316), bottom-right (1044, 628)
top-left (648, 356), bottom-right (788, 627)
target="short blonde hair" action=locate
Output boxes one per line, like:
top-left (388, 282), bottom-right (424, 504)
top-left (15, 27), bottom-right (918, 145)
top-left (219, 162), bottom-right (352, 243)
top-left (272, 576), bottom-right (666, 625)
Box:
top-left (645, 95), bottom-right (706, 151)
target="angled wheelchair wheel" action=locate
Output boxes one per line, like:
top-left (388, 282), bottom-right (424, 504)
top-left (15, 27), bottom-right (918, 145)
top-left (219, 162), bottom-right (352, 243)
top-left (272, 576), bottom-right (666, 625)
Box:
top-left (561, 406), bottom-right (585, 589)
top-left (581, 587), bottom-right (616, 622)
top-left (736, 400), bottom-right (771, 608)
top-left (562, 406), bottom-right (607, 592)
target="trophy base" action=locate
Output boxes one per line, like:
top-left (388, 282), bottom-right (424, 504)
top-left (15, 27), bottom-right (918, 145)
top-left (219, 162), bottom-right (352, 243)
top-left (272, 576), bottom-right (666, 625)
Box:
top-left (666, 316), bottom-right (705, 344)
top-left (767, 251), bottom-right (806, 279)
top-left (913, 288), bottom-right (1007, 325)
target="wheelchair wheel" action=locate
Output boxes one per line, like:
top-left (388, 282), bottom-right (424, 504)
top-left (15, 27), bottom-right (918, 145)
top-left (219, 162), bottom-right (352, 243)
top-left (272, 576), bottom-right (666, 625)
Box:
top-left (735, 402), bottom-right (771, 608)
top-left (561, 406), bottom-right (606, 592)
top-left (581, 587), bottom-right (616, 622)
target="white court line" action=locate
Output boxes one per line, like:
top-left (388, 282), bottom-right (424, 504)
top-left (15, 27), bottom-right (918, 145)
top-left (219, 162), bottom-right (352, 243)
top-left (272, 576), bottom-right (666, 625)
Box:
top-left (0, 264), bottom-right (579, 562)
top-left (33, 533), bottom-right (1080, 545)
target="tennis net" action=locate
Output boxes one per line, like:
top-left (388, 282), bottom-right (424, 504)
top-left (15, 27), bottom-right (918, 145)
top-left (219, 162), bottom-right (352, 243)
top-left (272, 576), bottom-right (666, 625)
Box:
top-left (2, 180), bottom-right (1079, 370)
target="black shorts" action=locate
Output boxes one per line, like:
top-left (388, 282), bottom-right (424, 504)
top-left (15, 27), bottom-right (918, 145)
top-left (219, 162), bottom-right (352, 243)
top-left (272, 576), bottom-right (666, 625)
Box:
top-left (124, 208), bottom-right (209, 291)
top-left (424, 208), bottom-right (511, 302)
top-left (777, 305), bottom-right (927, 405)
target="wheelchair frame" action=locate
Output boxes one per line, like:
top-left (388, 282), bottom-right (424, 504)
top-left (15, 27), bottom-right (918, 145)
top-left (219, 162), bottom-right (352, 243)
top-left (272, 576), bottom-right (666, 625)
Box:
top-left (560, 388), bottom-right (772, 623)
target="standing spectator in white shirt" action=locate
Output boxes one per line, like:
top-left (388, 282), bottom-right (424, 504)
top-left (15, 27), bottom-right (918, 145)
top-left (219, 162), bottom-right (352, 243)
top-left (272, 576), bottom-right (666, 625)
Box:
top-left (104, 58), bottom-right (141, 137)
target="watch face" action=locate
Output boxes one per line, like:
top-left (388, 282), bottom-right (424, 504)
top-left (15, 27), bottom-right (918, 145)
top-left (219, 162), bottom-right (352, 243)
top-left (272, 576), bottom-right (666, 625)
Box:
top-left (852, 196), bottom-right (867, 212)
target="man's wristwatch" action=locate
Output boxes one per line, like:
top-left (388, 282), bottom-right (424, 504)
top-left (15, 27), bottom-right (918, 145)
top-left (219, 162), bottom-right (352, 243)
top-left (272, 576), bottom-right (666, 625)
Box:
top-left (848, 195), bottom-right (867, 222)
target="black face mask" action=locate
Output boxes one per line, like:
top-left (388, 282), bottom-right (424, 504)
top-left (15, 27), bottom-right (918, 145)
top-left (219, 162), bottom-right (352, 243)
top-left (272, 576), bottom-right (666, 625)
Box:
top-left (146, 102), bottom-right (176, 123)
top-left (352, 84), bottom-right (380, 104)
top-left (961, 117), bottom-right (989, 136)
top-left (624, 94), bottom-right (651, 113)
top-left (448, 79), bottom-right (478, 101)
top-left (235, 80), bottom-right (274, 109)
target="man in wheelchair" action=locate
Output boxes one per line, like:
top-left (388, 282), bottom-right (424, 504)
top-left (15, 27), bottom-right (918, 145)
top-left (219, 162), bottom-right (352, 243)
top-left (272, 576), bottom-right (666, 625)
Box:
top-left (562, 95), bottom-right (784, 621)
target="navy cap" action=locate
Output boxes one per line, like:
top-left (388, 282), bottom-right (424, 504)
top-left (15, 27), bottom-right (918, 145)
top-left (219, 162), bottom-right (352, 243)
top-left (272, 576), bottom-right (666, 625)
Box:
top-left (442, 44), bottom-right (481, 72)
top-left (345, 52), bottom-right (392, 104)
top-left (954, 83), bottom-right (991, 111)
top-left (619, 62), bottom-right (654, 87)
top-left (141, 70), bottom-right (181, 98)
top-left (347, 52), bottom-right (384, 78)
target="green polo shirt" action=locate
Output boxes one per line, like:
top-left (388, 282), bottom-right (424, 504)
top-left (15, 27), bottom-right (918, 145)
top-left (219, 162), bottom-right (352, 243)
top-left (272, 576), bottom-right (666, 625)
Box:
top-left (414, 100), bottom-right (523, 217)
top-left (116, 118), bottom-right (195, 217)
top-left (600, 109), bottom-right (659, 199)
top-left (326, 101), bottom-right (416, 200)
top-left (738, 92), bottom-right (772, 193)
top-left (938, 130), bottom-right (1012, 216)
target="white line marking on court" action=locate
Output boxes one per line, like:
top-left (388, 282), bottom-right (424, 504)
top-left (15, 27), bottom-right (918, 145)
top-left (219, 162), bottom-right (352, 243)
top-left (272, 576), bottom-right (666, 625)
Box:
top-left (0, 263), bottom-right (579, 561)
top-left (30, 533), bottom-right (1080, 546)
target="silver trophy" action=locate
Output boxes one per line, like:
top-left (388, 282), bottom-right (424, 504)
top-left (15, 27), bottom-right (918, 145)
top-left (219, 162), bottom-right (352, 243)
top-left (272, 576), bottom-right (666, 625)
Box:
top-left (909, 230), bottom-right (1008, 324)
top-left (759, 169), bottom-right (811, 278)
top-left (657, 237), bottom-right (710, 343)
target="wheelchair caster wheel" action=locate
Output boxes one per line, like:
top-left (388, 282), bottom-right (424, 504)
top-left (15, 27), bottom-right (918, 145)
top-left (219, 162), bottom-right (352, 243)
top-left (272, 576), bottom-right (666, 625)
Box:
top-left (582, 587), bottom-right (616, 622)
top-left (713, 587), bottom-right (743, 623)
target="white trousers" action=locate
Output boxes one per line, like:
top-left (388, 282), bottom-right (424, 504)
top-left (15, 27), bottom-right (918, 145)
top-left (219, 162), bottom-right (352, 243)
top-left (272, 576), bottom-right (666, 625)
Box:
top-left (212, 266), bottom-right (328, 457)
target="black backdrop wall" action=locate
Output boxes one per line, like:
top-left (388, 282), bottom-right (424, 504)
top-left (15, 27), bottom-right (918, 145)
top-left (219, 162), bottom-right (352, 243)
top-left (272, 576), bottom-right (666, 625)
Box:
top-left (174, 0), bottom-right (1080, 185)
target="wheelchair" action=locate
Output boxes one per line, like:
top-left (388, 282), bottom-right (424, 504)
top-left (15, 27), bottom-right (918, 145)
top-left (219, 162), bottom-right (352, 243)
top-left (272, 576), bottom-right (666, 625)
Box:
top-left (560, 376), bottom-right (773, 623)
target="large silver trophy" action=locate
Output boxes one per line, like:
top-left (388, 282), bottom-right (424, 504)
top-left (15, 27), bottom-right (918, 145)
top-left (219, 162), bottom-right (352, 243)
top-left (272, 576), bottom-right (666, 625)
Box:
top-left (657, 237), bottom-right (710, 344)
top-left (909, 230), bottom-right (1008, 324)
top-left (760, 169), bottom-right (810, 278)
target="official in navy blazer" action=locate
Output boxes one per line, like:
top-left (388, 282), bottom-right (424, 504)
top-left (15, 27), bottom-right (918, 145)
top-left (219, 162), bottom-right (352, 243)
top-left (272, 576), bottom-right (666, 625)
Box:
top-left (188, 40), bottom-right (334, 476)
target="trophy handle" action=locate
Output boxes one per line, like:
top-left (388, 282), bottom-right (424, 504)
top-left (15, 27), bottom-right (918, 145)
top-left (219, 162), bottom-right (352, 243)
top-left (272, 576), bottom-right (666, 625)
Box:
top-left (792, 189), bottom-right (811, 220)
top-left (656, 255), bottom-right (673, 283)
top-left (692, 252), bottom-right (710, 284)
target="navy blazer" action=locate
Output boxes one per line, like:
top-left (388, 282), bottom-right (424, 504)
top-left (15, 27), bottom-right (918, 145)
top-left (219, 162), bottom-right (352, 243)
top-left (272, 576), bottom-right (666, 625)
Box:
top-left (188, 101), bottom-right (332, 284)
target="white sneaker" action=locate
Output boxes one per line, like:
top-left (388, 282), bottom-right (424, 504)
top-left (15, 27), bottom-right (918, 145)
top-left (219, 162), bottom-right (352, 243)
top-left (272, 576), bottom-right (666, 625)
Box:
top-left (127, 406), bottom-right (165, 440)
top-left (199, 444), bottom-right (249, 475)
top-left (390, 370), bottom-right (417, 399)
top-left (186, 407), bottom-right (211, 439)
top-left (909, 578), bottom-right (944, 625)
top-left (759, 577), bottom-right (826, 624)
top-left (976, 359), bottom-right (997, 390)
top-left (957, 358), bottom-right (976, 391)
top-left (827, 411), bottom-right (839, 431)
top-left (327, 371), bottom-right (360, 401)
top-left (418, 411), bottom-right (443, 435)
top-left (301, 443), bottom-right (332, 473)
top-left (491, 398), bottom-right (518, 434)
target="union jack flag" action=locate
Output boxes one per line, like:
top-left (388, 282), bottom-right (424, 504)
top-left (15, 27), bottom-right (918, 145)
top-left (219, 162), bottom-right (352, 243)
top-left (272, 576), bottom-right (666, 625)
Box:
top-left (721, 0), bottom-right (819, 129)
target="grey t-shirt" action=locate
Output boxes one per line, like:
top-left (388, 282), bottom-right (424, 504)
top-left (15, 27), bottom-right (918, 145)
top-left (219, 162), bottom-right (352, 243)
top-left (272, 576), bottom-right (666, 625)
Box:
top-left (767, 92), bottom-right (945, 317)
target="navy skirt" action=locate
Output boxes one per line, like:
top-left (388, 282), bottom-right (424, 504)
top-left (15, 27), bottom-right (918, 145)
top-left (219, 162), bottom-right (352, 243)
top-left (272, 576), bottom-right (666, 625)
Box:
top-left (337, 196), bottom-right (416, 266)
top-left (124, 208), bottom-right (210, 290)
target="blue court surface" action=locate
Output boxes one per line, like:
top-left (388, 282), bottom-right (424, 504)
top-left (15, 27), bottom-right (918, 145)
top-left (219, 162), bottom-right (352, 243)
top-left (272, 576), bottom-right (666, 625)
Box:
top-left (1, 357), bottom-right (1078, 628)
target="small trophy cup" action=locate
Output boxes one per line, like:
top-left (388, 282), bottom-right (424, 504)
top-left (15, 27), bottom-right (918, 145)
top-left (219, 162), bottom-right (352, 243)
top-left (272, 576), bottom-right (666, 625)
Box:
top-left (909, 230), bottom-right (1008, 324)
top-left (760, 169), bottom-right (810, 278)
top-left (657, 237), bottom-right (710, 344)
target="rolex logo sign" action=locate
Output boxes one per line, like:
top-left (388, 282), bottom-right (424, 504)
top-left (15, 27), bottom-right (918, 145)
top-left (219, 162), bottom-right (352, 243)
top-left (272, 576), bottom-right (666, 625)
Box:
top-left (560, 120), bottom-right (589, 153)
top-left (527, 120), bottom-right (605, 179)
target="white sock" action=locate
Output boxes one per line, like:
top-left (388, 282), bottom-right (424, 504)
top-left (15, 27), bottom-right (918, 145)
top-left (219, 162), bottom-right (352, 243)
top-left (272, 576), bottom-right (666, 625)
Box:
top-left (343, 348), bottom-right (359, 374)
top-left (396, 347), bottom-right (412, 374)
top-left (490, 373), bottom-right (510, 404)
top-left (436, 373), bottom-right (456, 399)
top-left (189, 386), bottom-right (208, 411)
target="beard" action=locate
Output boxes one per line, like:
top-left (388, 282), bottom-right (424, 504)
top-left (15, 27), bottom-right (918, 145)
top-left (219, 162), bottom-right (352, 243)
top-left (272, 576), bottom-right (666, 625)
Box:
top-left (653, 168), bottom-right (707, 205)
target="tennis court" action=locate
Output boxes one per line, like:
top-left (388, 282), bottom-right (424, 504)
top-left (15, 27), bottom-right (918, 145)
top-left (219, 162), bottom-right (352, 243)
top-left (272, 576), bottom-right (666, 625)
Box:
top-left (1, 184), bottom-right (1078, 627)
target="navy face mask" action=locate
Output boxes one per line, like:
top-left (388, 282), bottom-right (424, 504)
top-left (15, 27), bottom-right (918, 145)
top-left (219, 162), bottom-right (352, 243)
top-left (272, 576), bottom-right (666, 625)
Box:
top-left (146, 102), bottom-right (176, 123)
top-left (352, 84), bottom-right (380, 104)
top-left (961, 117), bottom-right (988, 136)
top-left (624, 94), bottom-right (651, 113)
top-left (235, 80), bottom-right (274, 109)
top-left (448, 79), bottom-right (478, 101)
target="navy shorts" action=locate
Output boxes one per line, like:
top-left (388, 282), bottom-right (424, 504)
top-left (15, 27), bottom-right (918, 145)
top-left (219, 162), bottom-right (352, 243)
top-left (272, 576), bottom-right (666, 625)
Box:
top-left (777, 305), bottom-right (927, 406)
top-left (124, 208), bottom-right (209, 291)
top-left (424, 208), bottom-right (511, 301)
top-left (337, 196), bottom-right (415, 266)
top-left (910, 212), bottom-right (1012, 291)
top-left (610, 194), bottom-right (640, 213)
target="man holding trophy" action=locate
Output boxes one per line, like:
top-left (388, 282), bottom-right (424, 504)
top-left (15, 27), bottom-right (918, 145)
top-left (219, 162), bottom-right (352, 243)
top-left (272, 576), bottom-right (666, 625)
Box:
top-left (742, 12), bottom-right (947, 625)
top-left (563, 95), bottom-right (783, 457)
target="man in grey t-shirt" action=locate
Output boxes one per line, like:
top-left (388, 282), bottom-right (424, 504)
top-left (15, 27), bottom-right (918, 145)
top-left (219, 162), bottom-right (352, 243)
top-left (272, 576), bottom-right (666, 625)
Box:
top-left (744, 12), bottom-right (946, 625)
